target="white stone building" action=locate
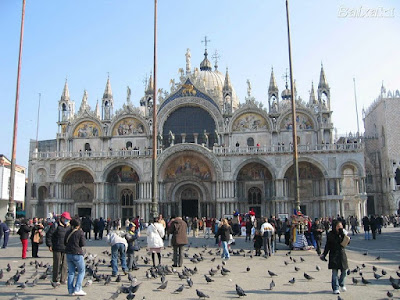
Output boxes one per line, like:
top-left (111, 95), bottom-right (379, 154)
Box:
top-left (0, 155), bottom-right (26, 219)
top-left (26, 48), bottom-right (366, 222)
top-left (363, 85), bottom-right (400, 215)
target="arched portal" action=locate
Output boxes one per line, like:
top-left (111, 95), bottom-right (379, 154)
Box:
top-left (37, 186), bottom-right (48, 218)
top-left (181, 186), bottom-right (199, 218)
top-left (62, 169), bottom-right (94, 217)
top-left (237, 162), bottom-right (273, 217)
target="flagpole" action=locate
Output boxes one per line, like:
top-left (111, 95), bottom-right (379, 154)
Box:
top-left (353, 78), bottom-right (360, 137)
top-left (151, 0), bottom-right (159, 219)
top-left (285, 0), bottom-right (301, 213)
top-left (36, 93), bottom-right (41, 150)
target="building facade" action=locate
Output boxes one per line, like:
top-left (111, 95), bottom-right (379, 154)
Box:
top-left (26, 49), bottom-right (366, 222)
top-left (0, 155), bottom-right (26, 219)
top-left (363, 85), bottom-right (400, 215)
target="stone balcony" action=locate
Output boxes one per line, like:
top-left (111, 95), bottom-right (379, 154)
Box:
top-left (31, 143), bottom-right (363, 161)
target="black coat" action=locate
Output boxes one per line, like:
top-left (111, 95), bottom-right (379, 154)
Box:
top-left (216, 225), bottom-right (233, 242)
top-left (82, 218), bottom-right (92, 232)
top-left (17, 224), bottom-right (31, 240)
top-left (64, 228), bottom-right (86, 255)
top-left (323, 231), bottom-right (348, 270)
top-left (45, 222), bottom-right (69, 252)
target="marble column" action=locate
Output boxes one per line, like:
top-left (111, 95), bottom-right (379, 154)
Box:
top-left (193, 133), bottom-right (198, 144)
top-left (181, 133), bottom-right (186, 143)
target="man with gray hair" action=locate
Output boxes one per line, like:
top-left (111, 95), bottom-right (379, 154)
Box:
top-left (260, 217), bottom-right (275, 258)
top-left (107, 230), bottom-right (128, 277)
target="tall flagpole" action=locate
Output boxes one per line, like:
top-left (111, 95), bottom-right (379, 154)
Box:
top-left (353, 78), bottom-right (360, 137)
top-left (151, 0), bottom-right (159, 219)
top-left (285, 0), bottom-right (301, 213)
top-left (36, 93), bottom-right (41, 150)
top-left (6, 0), bottom-right (26, 228)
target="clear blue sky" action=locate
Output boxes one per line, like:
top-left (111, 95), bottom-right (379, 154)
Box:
top-left (1, 0), bottom-right (399, 167)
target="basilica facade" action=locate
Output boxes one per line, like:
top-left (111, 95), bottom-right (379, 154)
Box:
top-left (26, 48), bottom-right (367, 222)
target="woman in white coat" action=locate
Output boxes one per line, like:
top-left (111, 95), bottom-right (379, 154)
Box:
top-left (147, 217), bottom-right (165, 267)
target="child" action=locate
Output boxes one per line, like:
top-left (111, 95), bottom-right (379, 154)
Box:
top-left (253, 230), bottom-right (263, 256)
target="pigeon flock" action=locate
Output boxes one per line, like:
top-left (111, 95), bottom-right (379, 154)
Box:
top-left (0, 239), bottom-right (400, 300)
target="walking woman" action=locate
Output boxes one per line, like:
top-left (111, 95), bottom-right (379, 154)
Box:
top-left (31, 217), bottom-right (44, 258)
top-left (64, 218), bottom-right (86, 296)
top-left (146, 217), bottom-right (165, 267)
top-left (320, 220), bottom-right (350, 295)
top-left (216, 218), bottom-right (233, 260)
top-left (17, 219), bottom-right (31, 259)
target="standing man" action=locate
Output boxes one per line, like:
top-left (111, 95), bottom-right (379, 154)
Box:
top-left (312, 219), bottom-right (325, 255)
top-left (0, 219), bottom-right (10, 248)
top-left (107, 230), bottom-right (128, 277)
top-left (46, 212), bottom-right (71, 284)
top-left (168, 216), bottom-right (188, 267)
top-left (260, 217), bottom-right (275, 258)
top-left (98, 217), bottom-right (105, 240)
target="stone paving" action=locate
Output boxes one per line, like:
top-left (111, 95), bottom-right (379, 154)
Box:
top-left (0, 226), bottom-right (399, 300)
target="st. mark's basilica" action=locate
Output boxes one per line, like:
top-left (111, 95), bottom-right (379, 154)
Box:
top-left (26, 46), bottom-right (367, 222)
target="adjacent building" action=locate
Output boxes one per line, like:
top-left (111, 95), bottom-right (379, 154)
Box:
top-left (363, 85), bottom-right (400, 215)
top-left (0, 155), bottom-right (26, 219)
top-left (26, 48), bottom-right (367, 222)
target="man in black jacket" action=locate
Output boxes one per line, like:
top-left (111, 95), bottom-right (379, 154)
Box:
top-left (46, 212), bottom-right (71, 284)
top-left (312, 219), bottom-right (325, 255)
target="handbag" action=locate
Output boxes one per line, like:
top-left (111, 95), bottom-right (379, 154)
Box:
top-left (228, 234), bottom-right (235, 245)
top-left (340, 235), bottom-right (350, 247)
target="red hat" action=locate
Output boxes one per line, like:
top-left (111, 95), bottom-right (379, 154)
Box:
top-left (61, 211), bottom-right (71, 220)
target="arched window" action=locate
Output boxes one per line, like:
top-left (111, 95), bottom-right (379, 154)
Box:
top-left (248, 187), bottom-right (262, 205)
top-left (121, 189), bottom-right (134, 206)
top-left (62, 103), bottom-right (67, 111)
top-left (84, 143), bottom-right (91, 151)
top-left (395, 169), bottom-right (400, 186)
top-left (126, 141), bottom-right (132, 149)
top-left (247, 137), bottom-right (254, 147)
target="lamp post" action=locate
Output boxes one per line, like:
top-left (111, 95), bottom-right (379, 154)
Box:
top-left (151, 0), bottom-right (159, 219)
top-left (285, 0), bottom-right (301, 213)
top-left (6, 0), bottom-right (26, 229)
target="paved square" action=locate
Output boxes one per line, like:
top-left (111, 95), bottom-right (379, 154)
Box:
top-left (0, 226), bottom-right (399, 299)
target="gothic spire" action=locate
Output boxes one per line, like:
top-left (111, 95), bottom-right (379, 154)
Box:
top-left (61, 79), bottom-right (70, 101)
top-left (95, 99), bottom-right (100, 118)
top-left (146, 73), bottom-right (154, 93)
top-left (318, 63), bottom-right (329, 89)
top-left (223, 68), bottom-right (232, 90)
top-left (268, 67), bottom-right (278, 92)
top-left (309, 81), bottom-right (317, 104)
top-left (79, 90), bottom-right (90, 112)
top-left (103, 75), bottom-right (113, 99)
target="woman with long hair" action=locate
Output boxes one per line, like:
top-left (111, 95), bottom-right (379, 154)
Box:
top-left (146, 217), bottom-right (165, 267)
top-left (216, 218), bottom-right (233, 260)
top-left (64, 218), bottom-right (86, 296)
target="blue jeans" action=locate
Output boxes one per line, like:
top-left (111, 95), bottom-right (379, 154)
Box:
top-left (332, 269), bottom-right (346, 291)
top-left (221, 241), bottom-right (230, 259)
top-left (364, 231), bottom-right (370, 240)
top-left (66, 254), bottom-right (85, 294)
top-left (111, 243), bottom-right (128, 275)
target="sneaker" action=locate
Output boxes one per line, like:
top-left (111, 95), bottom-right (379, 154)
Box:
top-left (333, 290), bottom-right (340, 294)
top-left (340, 286), bottom-right (347, 292)
top-left (73, 290), bottom-right (87, 296)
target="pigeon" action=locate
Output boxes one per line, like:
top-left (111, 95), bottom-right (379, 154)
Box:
top-left (294, 266), bottom-right (300, 272)
top-left (0, 269), bottom-right (3, 280)
top-left (157, 281), bottom-right (168, 290)
top-left (204, 275), bottom-right (214, 283)
top-left (346, 269), bottom-right (351, 276)
top-left (17, 281), bottom-right (27, 289)
top-left (373, 272), bottom-right (382, 280)
top-left (196, 289), bottom-right (210, 299)
top-left (9, 293), bottom-right (23, 300)
top-left (104, 275), bottom-right (112, 285)
top-left (284, 261), bottom-right (289, 266)
top-left (126, 291), bottom-right (135, 300)
top-left (84, 279), bottom-right (92, 287)
top-left (382, 269), bottom-right (387, 276)
top-left (18, 263), bottom-right (25, 269)
top-left (6, 264), bottom-right (11, 272)
top-left (246, 267), bottom-right (250, 272)
top-left (235, 284), bottom-right (246, 297)
top-left (50, 281), bottom-right (60, 288)
top-left (387, 290), bottom-right (393, 299)
top-left (221, 267), bottom-right (230, 273)
top-left (376, 256), bottom-right (381, 260)
top-left (29, 278), bottom-right (38, 287)
top-left (361, 277), bottom-right (371, 284)
top-left (300, 257), bottom-right (305, 262)
top-left (289, 277), bottom-right (295, 284)
top-left (304, 273), bottom-right (314, 280)
top-left (187, 277), bottom-right (193, 288)
top-left (173, 284), bottom-right (184, 293)
top-left (39, 273), bottom-right (47, 280)
top-left (221, 269), bottom-right (229, 276)
top-left (352, 277), bottom-right (358, 285)
top-left (160, 274), bottom-right (166, 284)
top-left (268, 270), bottom-right (277, 277)
top-left (392, 282), bottom-right (400, 290)
top-left (316, 265), bottom-right (321, 272)
top-left (363, 251), bottom-right (368, 256)
top-left (372, 266), bottom-right (377, 272)
top-left (338, 296), bottom-right (344, 300)
top-left (270, 280), bottom-right (275, 290)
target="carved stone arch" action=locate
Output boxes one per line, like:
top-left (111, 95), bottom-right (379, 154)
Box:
top-left (109, 113), bottom-right (150, 137)
top-left (102, 160), bottom-right (143, 182)
top-left (69, 117), bottom-right (103, 138)
top-left (157, 98), bottom-right (224, 134)
top-left (229, 107), bottom-right (272, 132)
top-left (277, 108), bottom-right (318, 132)
top-left (157, 143), bottom-right (222, 181)
top-left (278, 156), bottom-right (328, 179)
top-left (168, 177), bottom-right (210, 204)
top-left (338, 160), bottom-right (365, 177)
top-left (55, 163), bottom-right (96, 182)
top-left (73, 186), bottom-right (93, 203)
top-left (232, 158), bottom-right (277, 181)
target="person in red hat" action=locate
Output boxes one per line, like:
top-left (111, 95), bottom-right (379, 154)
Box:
top-left (46, 211), bottom-right (71, 284)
